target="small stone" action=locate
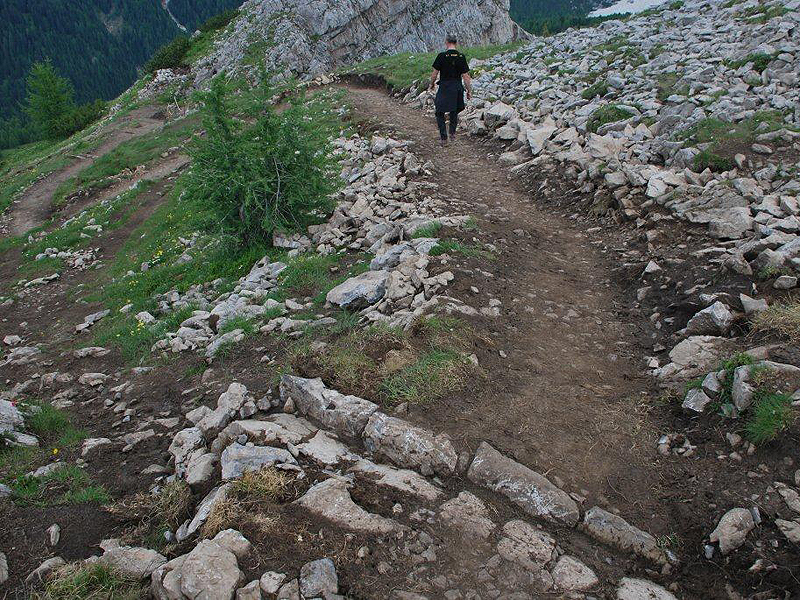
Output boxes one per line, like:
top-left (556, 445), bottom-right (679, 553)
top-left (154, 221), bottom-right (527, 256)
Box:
top-left (299, 558), bottom-right (338, 597)
top-left (709, 508), bottom-right (755, 554)
top-left (47, 524), bottom-right (61, 546)
top-left (774, 275), bottom-right (797, 290)
top-left (261, 571), bottom-right (287, 594)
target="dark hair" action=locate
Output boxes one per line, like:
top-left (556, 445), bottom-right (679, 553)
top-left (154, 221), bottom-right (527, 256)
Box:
top-left (446, 34), bottom-right (457, 44)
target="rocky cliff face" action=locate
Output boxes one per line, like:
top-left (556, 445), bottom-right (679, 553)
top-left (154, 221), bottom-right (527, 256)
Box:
top-left (194, 0), bottom-right (525, 83)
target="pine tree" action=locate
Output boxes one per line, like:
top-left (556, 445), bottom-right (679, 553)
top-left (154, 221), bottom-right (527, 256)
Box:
top-left (24, 60), bottom-right (75, 140)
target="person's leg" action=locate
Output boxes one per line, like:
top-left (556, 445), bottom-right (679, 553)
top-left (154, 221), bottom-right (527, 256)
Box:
top-left (435, 111), bottom-right (448, 141)
top-left (449, 111), bottom-right (459, 137)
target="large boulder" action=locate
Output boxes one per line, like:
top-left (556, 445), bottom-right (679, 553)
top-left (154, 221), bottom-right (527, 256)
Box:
top-left (326, 270), bottom-right (389, 309)
top-left (152, 538), bottom-right (244, 600)
top-left (93, 539), bottom-right (166, 579)
top-left (467, 442), bottom-right (579, 526)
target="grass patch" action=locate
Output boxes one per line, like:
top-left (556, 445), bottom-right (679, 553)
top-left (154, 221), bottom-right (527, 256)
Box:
top-left (587, 104), bottom-right (635, 134)
top-left (745, 392), bottom-right (795, 443)
top-left (108, 480), bottom-right (192, 549)
top-left (342, 42), bottom-right (523, 91)
top-left (429, 239), bottom-right (494, 259)
top-left (380, 348), bottom-right (470, 405)
top-left (411, 221), bottom-right (442, 238)
top-left (202, 467), bottom-right (292, 538)
top-left (31, 563), bottom-right (146, 600)
top-left (656, 73), bottom-right (690, 101)
top-left (725, 52), bottom-right (776, 73)
top-left (752, 300), bottom-right (800, 342)
top-left (7, 464), bottom-right (109, 507)
top-left (741, 3), bottom-right (788, 23)
top-left (680, 111), bottom-right (788, 172)
top-left (51, 116), bottom-right (196, 207)
top-left (582, 81), bottom-right (609, 100)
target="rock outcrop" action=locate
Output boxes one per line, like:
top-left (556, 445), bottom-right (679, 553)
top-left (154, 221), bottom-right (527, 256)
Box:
top-left (194, 0), bottom-right (525, 85)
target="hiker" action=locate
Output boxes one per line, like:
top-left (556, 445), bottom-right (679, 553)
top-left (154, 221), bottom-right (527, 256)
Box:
top-left (428, 34), bottom-right (472, 146)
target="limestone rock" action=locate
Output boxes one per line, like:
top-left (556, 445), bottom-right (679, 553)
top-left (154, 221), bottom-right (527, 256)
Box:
top-left (438, 491), bottom-right (496, 539)
top-left (348, 459), bottom-right (442, 501)
top-left (280, 376), bottom-right (378, 439)
top-left (467, 442), bottom-right (579, 526)
top-left (616, 578), bottom-right (677, 600)
top-left (220, 443), bottom-right (297, 480)
top-left (362, 412), bottom-right (458, 477)
top-left (299, 558), bottom-right (338, 597)
top-left (326, 270), bottom-right (389, 309)
top-left (96, 539), bottom-right (167, 579)
top-left (551, 555), bottom-right (598, 591)
top-left (685, 301), bottom-right (733, 336)
top-left (709, 508), bottom-right (754, 555)
top-left (582, 507), bottom-right (668, 564)
top-left (294, 477), bottom-right (397, 534)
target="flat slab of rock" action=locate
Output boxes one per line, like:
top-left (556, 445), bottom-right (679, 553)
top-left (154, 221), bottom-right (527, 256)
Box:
top-left (294, 477), bottom-right (397, 534)
top-left (152, 539), bottom-right (243, 600)
top-left (616, 577), bottom-right (677, 600)
top-left (220, 443), bottom-right (297, 480)
top-left (349, 459), bottom-right (442, 501)
top-left (438, 491), bottom-right (496, 539)
top-left (296, 430), bottom-right (359, 465)
top-left (551, 555), bottom-right (598, 591)
top-left (95, 539), bottom-right (167, 579)
top-left (582, 507), bottom-right (668, 564)
top-left (280, 375), bottom-right (378, 439)
top-left (362, 412), bottom-right (458, 477)
top-left (467, 442), bottom-right (579, 526)
top-left (496, 519), bottom-right (556, 570)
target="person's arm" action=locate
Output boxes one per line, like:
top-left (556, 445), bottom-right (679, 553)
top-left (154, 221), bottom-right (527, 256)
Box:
top-left (462, 72), bottom-right (473, 99)
top-left (428, 69), bottom-right (439, 92)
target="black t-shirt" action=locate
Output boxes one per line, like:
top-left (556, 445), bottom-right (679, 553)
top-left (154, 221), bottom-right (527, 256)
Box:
top-left (433, 50), bottom-right (469, 81)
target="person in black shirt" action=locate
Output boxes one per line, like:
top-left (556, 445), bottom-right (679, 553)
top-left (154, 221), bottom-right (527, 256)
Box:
top-left (428, 34), bottom-right (472, 146)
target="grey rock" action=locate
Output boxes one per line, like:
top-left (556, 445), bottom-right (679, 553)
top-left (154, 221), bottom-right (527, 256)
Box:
top-left (362, 412), bottom-right (458, 477)
top-left (740, 294), bottom-right (768, 316)
top-left (348, 459), bottom-right (442, 501)
top-left (682, 387), bottom-right (712, 413)
top-left (296, 430), bottom-right (359, 466)
top-left (326, 270), bottom-right (389, 309)
top-left (25, 556), bottom-right (66, 584)
top-left (299, 558), bottom-right (338, 597)
top-left (213, 529), bottom-right (252, 560)
top-left (236, 580), bottom-right (262, 600)
top-left (551, 555), bottom-right (598, 591)
top-left (709, 508), bottom-right (754, 554)
top-left (280, 375), bottom-right (378, 439)
top-left (582, 506), bottom-right (669, 564)
top-left (177, 539), bottom-right (243, 600)
top-left (685, 301), bottom-right (733, 336)
top-left (220, 443), bottom-right (297, 480)
top-left (467, 442), bottom-right (579, 526)
top-left (731, 365), bottom-right (755, 411)
top-left (96, 538), bottom-right (167, 579)
top-left (616, 578), bottom-right (677, 600)
top-left (438, 491), bottom-right (496, 539)
top-left (294, 477), bottom-right (397, 534)
top-left (0, 551), bottom-right (7, 585)
top-left (260, 571), bottom-right (287, 595)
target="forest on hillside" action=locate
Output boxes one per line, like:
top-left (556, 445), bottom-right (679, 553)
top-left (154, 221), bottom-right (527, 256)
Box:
top-left (510, 0), bottom-right (620, 34)
top-left (0, 0), bottom-right (242, 149)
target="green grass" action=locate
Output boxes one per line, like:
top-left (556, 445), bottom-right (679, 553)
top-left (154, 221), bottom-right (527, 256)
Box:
top-left (429, 239), bottom-right (494, 259)
top-left (745, 392), bottom-right (795, 444)
top-left (716, 352), bottom-right (755, 409)
top-left (51, 116), bottom-right (196, 207)
top-left (7, 464), bottom-right (109, 507)
top-left (679, 111), bottom-right (789, 172)
top-left (587, 105), bottom-right (635, 134)
top-left (741, 3), bottom-right (788, 23)
top-left (342, 42), bottom-right (524, 91)
top-left (656, 73), bottom-right (690, 101)
top-left (411, 221), bottom-right (442, 238)
top-left (582, 81), bottom-right (609, 100)
top-left (31, 563), bottom-right (145, 600)
top-left (725, 52), bottom-right (777, 73)
top-left (380, 348), bottom-right (471, 405)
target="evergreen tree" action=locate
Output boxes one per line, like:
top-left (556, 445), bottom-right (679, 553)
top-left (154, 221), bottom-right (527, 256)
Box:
top-left (24, 60), bottom-right (76, 140)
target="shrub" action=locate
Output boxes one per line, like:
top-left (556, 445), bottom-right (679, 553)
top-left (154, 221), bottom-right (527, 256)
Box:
top-left (185, 76), bottom-right (337, 246)
top-left (145, 36), bottom-right (191, 73)
top-left (199, 9), bottom-right (240, 33)
top-left (587, 104), bottom-right (634, 133)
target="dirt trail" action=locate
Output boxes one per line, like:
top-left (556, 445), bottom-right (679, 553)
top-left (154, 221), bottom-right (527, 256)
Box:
top-left (344, 86), bottom-right (664, 515)
top-left (7, 106), bottom-right (166, 237)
